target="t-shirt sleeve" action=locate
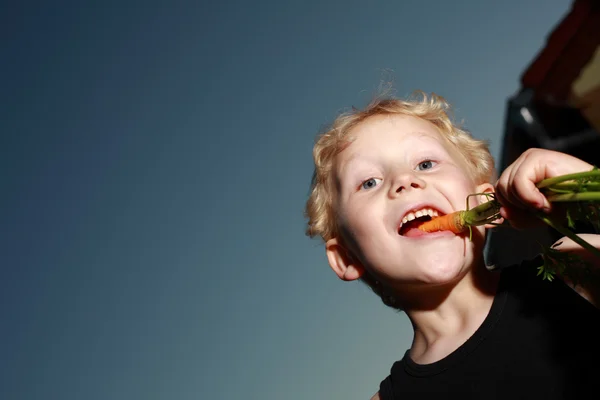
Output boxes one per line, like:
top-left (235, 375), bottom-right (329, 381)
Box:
top-left (378, 375), bottom-right (394, 400)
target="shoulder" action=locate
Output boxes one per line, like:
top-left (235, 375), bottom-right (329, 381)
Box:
top-left (374, 370), bottom-right (397, 400)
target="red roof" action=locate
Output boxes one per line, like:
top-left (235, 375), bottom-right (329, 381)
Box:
top-left (521, 0), bottom-right (600, 103)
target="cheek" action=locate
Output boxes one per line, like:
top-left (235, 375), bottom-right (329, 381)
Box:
top-left (450, 179), bottom-right (478, 205)
top-left (342, 198), bottom-right (376, 228)
top-left (338, 207), bottom-right (372, 248)
top-left (341, 210), bottom-right (391, 256)
top-left (343, 213), bottom-right (376, 242)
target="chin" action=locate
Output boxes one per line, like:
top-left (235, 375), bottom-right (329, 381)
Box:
top-left (419, 252), bottom-right (468, 284)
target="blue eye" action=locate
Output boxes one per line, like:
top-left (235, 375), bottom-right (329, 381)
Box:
top-left (417, 160), bottom-right (436, 171)
top-left (361, 178), bottom-right (382, 190)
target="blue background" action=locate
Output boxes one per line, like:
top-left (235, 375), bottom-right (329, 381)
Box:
top-left (1, 1), bottom-right (570, 399)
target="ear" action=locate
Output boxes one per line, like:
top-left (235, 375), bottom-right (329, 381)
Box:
top-left (325, 237), bottom-right (365, 281)
top-left (475, 182), bottom-right (504, 229)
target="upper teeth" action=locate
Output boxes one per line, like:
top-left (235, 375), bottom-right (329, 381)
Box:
top-left (400, 208), bottom-right (439, 227)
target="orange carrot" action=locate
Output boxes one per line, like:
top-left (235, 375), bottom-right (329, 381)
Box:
top-left (416, 197), bottom-right (502, 234)
top-left (417, 211), bottom-right (466, 233)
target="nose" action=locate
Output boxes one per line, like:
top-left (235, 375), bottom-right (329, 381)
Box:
top-left (388, 171), bottom-right (426, 197)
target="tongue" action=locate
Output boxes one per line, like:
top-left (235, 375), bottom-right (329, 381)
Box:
top-left (403, 227), bottom-right (428, 238)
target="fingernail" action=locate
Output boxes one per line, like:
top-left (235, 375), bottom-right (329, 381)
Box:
top-left (541, 198), bottom-right (551, 213)
top-left (499, 206), bottom-right (508, 219)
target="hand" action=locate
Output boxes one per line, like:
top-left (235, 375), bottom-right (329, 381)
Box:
top-left (495, 148), bottom-right (593, 230)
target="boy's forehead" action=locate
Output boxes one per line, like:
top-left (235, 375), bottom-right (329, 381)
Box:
top-left (337, 115), bottom-right (446, 162)
top-left (348, 114), bottom-right (444, 145)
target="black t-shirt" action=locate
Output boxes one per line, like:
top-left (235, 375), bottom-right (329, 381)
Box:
top-left (379, 257), bottom-right (600, 399)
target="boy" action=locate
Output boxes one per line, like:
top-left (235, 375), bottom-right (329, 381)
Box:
top-left (305, 93), bottom-right (600, 399)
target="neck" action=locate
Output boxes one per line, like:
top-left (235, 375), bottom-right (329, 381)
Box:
top-left (398, 258), bottom-right (501, 364)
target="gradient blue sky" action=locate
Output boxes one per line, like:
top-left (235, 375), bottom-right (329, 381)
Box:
top-left (1, 1), bottom-right (571, 399)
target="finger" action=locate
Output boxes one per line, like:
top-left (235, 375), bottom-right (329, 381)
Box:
top-left (511, 167), bottom-right (550, 211)
top-left (495, 155), bottom-right (519, 205)
top-left (496, 152), bottom-right (530, 210)
top-left (506, 150), bottom-right (550, 211)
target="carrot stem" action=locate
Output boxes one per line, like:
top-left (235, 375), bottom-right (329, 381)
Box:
top-left (536, 213), bottom-right (600, 260)
top-left (536, 169), bottom-right (600, 189)
top-left (545, 192), bottom-right (600, 202)
top-left (544, 182), bottom-right (600, 193)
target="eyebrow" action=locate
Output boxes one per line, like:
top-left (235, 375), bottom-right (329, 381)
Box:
top-left (339, 154), bottom-right (375, 176)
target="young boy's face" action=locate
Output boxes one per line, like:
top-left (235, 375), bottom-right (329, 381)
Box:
top-left (327, 114), bottom-right (492, 288)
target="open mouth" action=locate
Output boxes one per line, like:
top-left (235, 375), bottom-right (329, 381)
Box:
top-left (398, 208), bottom-right (443, 236)
top-left (398, 215), bottom-right (431, 235)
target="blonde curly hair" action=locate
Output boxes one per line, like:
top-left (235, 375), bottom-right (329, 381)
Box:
top-left (305, 91), bottom-right (495, 243)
